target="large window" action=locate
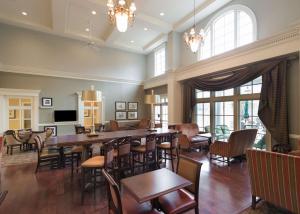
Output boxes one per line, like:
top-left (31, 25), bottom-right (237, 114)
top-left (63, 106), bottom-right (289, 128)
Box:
top-left (154, 46), bottom-right (166, 77)
top-left (199, 5), bottom-right (257, 60)
top-left (194, 76), bottom-right (266, 146)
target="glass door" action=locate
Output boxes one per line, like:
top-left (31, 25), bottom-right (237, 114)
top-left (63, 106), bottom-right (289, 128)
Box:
top-left (8, 97), bottom-right (33, 130)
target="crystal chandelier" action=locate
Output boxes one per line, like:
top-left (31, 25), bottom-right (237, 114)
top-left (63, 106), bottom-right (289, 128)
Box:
top-left (184, 0), bottom-right (204, 53)
top-left (107, 0), bottom-right (137, 33)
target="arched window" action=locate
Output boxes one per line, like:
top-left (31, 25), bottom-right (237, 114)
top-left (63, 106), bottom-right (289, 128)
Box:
top-left (199, 5), bottom-right (257, 60)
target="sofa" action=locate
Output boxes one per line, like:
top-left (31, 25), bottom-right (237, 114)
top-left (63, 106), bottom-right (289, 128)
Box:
top-left (210, 129), bottom-right (257, 165)
top-left (247, 149), bottom-right (300, 213)
top-left (175, 123), bottom-right (210, 151)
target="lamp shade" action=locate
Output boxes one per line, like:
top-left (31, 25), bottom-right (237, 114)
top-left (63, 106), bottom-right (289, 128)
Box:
top-left (144, 94), bottom-right (157, 104)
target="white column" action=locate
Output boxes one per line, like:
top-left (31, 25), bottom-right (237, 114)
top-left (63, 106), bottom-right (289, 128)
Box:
top-left (32, 96), bottom-right (39, 131)
top-left (167, 73), bottom-right (183, 124)
top-left (76, 92), bottom-right (84, 125)
top-left (0, 95), bottom-right (7, 135)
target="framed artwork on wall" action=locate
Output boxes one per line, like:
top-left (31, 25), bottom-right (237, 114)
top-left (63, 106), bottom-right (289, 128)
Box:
top-left (115, 111), bottom-right (127, 120)
top-left (128, 102), bottom-right (138, 111)
top-left (115, 101), bottom-right (126, 111)
top-left (44, 125), bottom-right (57, 136)
top-left (127, 111), bottom-right (138, 120)
top-left (42, 97), bottom-right (53, 107)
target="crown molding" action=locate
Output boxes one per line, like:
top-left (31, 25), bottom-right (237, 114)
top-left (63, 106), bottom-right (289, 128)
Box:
top-left (0, 88), bottom-right (40, 96)
top-left (176, 24), bottom-right (300, 81)
top-left (0, 64), bottom-right (144, 85)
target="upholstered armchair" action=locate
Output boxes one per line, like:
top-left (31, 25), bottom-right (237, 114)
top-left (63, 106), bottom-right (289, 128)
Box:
top-left (3, 130), bottom-right (23, 155)
top-left (210, 129), bottom-right (257, 165)
top-left (175, 123), bottom-right (210, 151)
top-left (137, 118), bottom-right (150, 129)
top-left (247, 149), bottom-right (300, 213)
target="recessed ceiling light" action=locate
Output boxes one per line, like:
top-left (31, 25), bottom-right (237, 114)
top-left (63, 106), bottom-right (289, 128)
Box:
top-left (144, 27), bottom-right (148, 31)
top-left (21, 11), bottom-right (28, 16)
top-left (85, 28), bottom-right (90, 32)
top-left (160, 12), bottom-right (165, 16)
top-left (91, 10), bottom-right (97, 15)
top-left (130, 40), bottom-right (134, 43)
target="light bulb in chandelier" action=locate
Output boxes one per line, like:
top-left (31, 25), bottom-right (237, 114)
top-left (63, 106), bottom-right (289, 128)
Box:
top-left (116, 11), bottom-right (129, 32)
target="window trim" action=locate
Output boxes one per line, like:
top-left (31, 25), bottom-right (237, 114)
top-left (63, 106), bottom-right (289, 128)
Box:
top-left (198, 4), bottom-right (257, 60)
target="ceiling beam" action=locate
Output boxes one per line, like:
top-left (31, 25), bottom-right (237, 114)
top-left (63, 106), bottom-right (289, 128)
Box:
top-left (143, 33), bottom-right (168, 53)
top-left (51, 0), bottom-right (69, 32)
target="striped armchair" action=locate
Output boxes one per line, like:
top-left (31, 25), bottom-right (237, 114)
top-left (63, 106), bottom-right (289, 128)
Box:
top-left (246, 149), bottom-right (300, 213)
top-left (210, 129), bottom-right (257, 165)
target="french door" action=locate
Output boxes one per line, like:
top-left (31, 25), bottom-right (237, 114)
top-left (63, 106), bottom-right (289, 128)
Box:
top-left (8, 97), bottom-right (33, 130)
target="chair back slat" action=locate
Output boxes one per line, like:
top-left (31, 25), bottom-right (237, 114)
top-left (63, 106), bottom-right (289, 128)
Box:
top-left (146, 134), bottom-right (156, 152)
top-left (103, 140), bottom-right (115, 168)
top-left (102, 169), bottom-right (123, 214)
top-left (115, 136), bottom-right (131, 157)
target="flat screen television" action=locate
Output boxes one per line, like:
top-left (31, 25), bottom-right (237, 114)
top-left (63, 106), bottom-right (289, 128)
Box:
top-left (54, 110), bottom-right (77, 122)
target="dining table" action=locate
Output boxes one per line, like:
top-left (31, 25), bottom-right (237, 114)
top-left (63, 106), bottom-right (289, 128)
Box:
top-left (45, 128), bottom-right (178, 161)
top-left (121, 168), bottom-right (192, 205)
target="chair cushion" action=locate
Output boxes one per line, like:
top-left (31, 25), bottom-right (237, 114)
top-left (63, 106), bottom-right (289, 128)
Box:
top-left (157, 142), bottom-right (171, 149)
top-left (158, 189), bottom-right (196, 214)
top-left (190, 136), bottom-right (209, 145)
top-left (131, 145), bottom-right (146, 153)
top-left (81, 156), bottom-right (104, 168)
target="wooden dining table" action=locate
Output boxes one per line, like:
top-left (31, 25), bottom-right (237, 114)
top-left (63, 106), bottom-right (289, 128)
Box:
top-left (45, 128), bottom-right (178, 161)
top-left (121, 168), bottom-right (192, 204)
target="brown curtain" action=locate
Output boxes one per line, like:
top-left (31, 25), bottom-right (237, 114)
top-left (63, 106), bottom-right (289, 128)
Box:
top-left (182, 59), bottom-right (290, 144)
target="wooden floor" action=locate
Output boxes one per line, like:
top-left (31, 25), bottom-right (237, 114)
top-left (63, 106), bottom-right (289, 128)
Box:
top-left (0, 151), bottom-right (252, 214)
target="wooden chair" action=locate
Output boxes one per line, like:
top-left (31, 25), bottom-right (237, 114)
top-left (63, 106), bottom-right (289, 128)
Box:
top-left (102, 169), bottom-right (161, 214)
top-left (113, 136), bottom-right (133, 181)
top-left (131, 134), bottom-right (157, 174)
top-left (110, 120), bottom-right (119, 131)
top-left (45, 128), bottom-right (53, 139)
top-left (157, 133), bottom-right (179, 172)
top-left (35, 135), bottom-right (60, 173)
top-left (158, 155), bottom-right (202, 214)
top-left (3, 130), bottom-right (23, 155)
top-left (81, 140), bottom-right (115, 204)
top-left (210, 129), bottom-right (257, 165)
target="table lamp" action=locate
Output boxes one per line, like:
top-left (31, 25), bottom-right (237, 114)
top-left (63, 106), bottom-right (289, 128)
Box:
top-left (82, 85), bottom-right (101, 135)
top-left (144, 90), bottom-right (158, 129)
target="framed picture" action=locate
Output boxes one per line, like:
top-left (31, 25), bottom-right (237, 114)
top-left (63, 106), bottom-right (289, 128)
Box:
top-left (127, 111), bottom-right (138, 120)
top-left (42, 97), bottom-right (53, 107)
top-left (84, 109), bottom-right (89, 117)
top-left (115, 111), bottom-right (127, 120)
top-left (128, 102), bottom-right (138, 111)
top-left (44, 125), bottom-right (57, 137)
top-left (115, 101), bottom-right (126, 111)
top-left (9, 110), bottom-right (16, 119)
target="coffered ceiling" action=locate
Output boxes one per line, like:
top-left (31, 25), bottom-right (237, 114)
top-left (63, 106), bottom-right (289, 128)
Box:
top-left (0, 0), bottom-right (232, 54)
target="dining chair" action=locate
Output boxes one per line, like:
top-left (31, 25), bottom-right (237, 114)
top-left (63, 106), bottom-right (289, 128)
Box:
top-left (35, 135), bottom-right (60, 173)
top-left (137, 118), bottom-right (151, 129)
top-left (131, 134), bottom-right (157, 174)
top-left (157, 133), bottom-right (179, 172)
top-left (102, 169), bottom-right (161, 214)
top-left (158, 155), bottom-right (202, 214)
top-left (3, 130), bottom-right (23, 155)
top-left (113, 136), bottom-right (133, 181)
top-left (81, 140), bottom-right (115, 204)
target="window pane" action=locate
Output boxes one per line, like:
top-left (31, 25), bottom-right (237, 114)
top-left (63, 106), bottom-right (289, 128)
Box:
top-left (200, 28), bottom-right (211, 60)
top-left (196, 89), bottom-right (210, 98)
top-left (224, 101), bottom-right (234, 115)
top-left (154, 47), bottom-right (166, 76)
top-left (215, 88), bottom-right (234, 97)
top-left (237, 11), bottom-right (254, 47)
top-left (240, 76), bottom-right (262, 94)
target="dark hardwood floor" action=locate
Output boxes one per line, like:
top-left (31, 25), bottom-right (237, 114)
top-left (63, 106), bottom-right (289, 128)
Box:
top-left (0, 151), bottom-right (252, 214)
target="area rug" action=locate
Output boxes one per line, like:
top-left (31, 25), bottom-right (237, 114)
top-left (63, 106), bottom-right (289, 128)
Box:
top-left (240, 201), bottom-right (293, 214)
top-left (0, 148), bottom-right (37, 167)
